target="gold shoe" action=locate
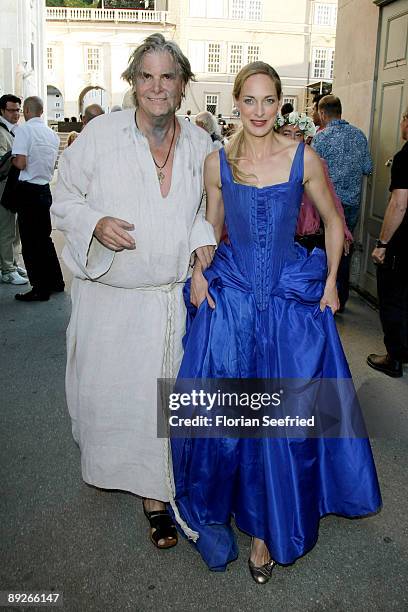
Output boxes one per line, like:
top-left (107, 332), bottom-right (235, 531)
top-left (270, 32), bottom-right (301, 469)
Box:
top-left (248, 558), bottom-right (276, 584)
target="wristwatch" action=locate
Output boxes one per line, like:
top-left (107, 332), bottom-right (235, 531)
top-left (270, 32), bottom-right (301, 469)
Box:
top-left (375, 239), bottom-right (388, 249)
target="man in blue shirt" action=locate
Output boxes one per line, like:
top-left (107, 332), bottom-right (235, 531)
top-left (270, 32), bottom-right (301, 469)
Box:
top-left (313, 95), bottom-right (373, 310)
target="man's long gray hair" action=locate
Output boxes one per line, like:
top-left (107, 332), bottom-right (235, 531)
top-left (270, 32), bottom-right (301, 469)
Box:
top-left (122, 33), bottom-right (195, 95)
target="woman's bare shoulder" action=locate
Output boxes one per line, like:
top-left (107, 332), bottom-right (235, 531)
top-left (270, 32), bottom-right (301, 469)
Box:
top-left (304, 143), bottom-right (324, 172)
top-left (205, 149), bottom-right (222, 175)
top-left (204, 148), bottom-right (222, 187)
top-left (205, 149), bottom-right (221, 167)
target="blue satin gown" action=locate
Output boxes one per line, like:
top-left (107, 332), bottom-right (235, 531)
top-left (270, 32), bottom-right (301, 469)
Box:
top-left (171, 144), bottom-right (381, 570)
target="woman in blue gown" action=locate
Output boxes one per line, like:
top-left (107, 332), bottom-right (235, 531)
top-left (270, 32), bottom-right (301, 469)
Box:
top-left (171, 62), bottom-right (381, 583)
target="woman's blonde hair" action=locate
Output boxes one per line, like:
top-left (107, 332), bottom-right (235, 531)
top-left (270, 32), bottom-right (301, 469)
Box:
top-left (226, 62), bottom-right (282, 184)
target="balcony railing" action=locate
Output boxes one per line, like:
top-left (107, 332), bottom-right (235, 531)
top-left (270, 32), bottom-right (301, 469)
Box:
top-left (46, 7), bottom-right (168, 24)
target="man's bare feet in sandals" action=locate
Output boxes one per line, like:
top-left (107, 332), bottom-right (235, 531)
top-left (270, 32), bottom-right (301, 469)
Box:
top-left (143, 498), bottom-right (178, 549)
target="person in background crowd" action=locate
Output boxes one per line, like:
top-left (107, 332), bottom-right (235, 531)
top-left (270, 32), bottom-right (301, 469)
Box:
top-left (0, 94), bottom-right (28, 286)
top-left (280, 102), bottom-right (294, 115)
top-left (224, 123), bottom-right (238, 139)
top-left (217, 113), bottom-right (227, 136)
top-left (367, 108), bottom-right (408, 377)
top-left (311, 93), bottom-right (325, 134)
top-left (312, 95), bottom-right (373, 311)
top-left (82, 104), bottom-right (104, 126)
top-left (66, 131), bottom-right (78, 147)
top-left (52, 33), bottom-right (216, 550)
top-left (195, 111), bottom-right (224, 149)
top-left (275, 111), bottom-right (353, 254)
top-left (12, 96), bottom-right (64, 302)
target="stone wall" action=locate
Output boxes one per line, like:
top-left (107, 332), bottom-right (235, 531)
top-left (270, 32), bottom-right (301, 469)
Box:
top-left (332, 0), bottom-right (379, 136)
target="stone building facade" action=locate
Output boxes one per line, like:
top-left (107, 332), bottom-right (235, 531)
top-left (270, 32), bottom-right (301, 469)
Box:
top-left (44, 1), bottom-right (338, 119)
top-left (0, 0), bottom-right (46, 102)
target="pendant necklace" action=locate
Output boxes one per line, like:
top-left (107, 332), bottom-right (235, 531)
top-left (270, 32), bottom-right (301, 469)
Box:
top-left (135, 113), bottom-right (176, 185)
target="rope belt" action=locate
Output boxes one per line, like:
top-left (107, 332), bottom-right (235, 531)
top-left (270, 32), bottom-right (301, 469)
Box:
top-left (161, 285), bottom-right (199, 541)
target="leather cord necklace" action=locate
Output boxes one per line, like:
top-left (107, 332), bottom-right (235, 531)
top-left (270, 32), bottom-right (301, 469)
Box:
top-left (135, 113), bottom-right (176, 185)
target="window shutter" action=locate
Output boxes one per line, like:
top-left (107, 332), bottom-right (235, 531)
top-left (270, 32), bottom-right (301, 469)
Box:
top-left (188, 40), bottom-right (205, 73)
top-left (190, 0), bottom-right (206, 17)
top-left (207, 0), bottom-right (224, 18)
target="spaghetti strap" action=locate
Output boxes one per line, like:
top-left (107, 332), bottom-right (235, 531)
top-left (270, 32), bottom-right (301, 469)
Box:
top-left (219, 148), bottom-right (232, 186)
top-left (288, 142), bottom-right (305, 184)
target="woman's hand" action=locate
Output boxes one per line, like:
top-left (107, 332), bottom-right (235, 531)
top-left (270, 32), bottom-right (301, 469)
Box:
top-left (195, 245), bottom-right (215, 270)
top-left (191, 265), bottom-right (215, 309)
top-left (320, 282), bottom-right (339, 314)
top-left (343, 238), bottom-right (351, 256)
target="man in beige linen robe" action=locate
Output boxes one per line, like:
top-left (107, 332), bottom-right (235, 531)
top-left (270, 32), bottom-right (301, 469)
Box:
top-left (51, 36), bottom-right (216, 528)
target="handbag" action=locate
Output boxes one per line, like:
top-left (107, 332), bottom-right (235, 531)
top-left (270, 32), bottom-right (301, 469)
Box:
top-left (0, 150), bottom-right (13, 181)
top-left (0, 165), bottom-right (20, 213)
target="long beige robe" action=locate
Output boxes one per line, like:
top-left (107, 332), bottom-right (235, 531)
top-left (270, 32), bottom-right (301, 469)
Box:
top-left (52, 110), bottom-right (216, 500)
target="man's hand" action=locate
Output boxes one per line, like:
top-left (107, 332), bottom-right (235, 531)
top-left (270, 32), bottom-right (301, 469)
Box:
top-left (93, 216), bottom-right (136, 252)
top-left (371, 246), bottom-right (386, 265)
top-left (195, 245), bottom-right (215, 270)
top-left (191, 265), bottom-right (215, 309)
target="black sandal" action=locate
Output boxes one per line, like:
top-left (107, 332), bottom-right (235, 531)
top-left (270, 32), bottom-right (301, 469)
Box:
top-left (143, 503), bottom-right (178, 549)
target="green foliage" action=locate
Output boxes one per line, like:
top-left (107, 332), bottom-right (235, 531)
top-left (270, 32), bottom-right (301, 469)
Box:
top-left (46, 0), bottom-right (152, 7)
top-left (101, 1), bottom-right (152, 7)
top-left (65, 0), bottom-right (98, 6)
top-left (46, 0), bottom-right (99, 6)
